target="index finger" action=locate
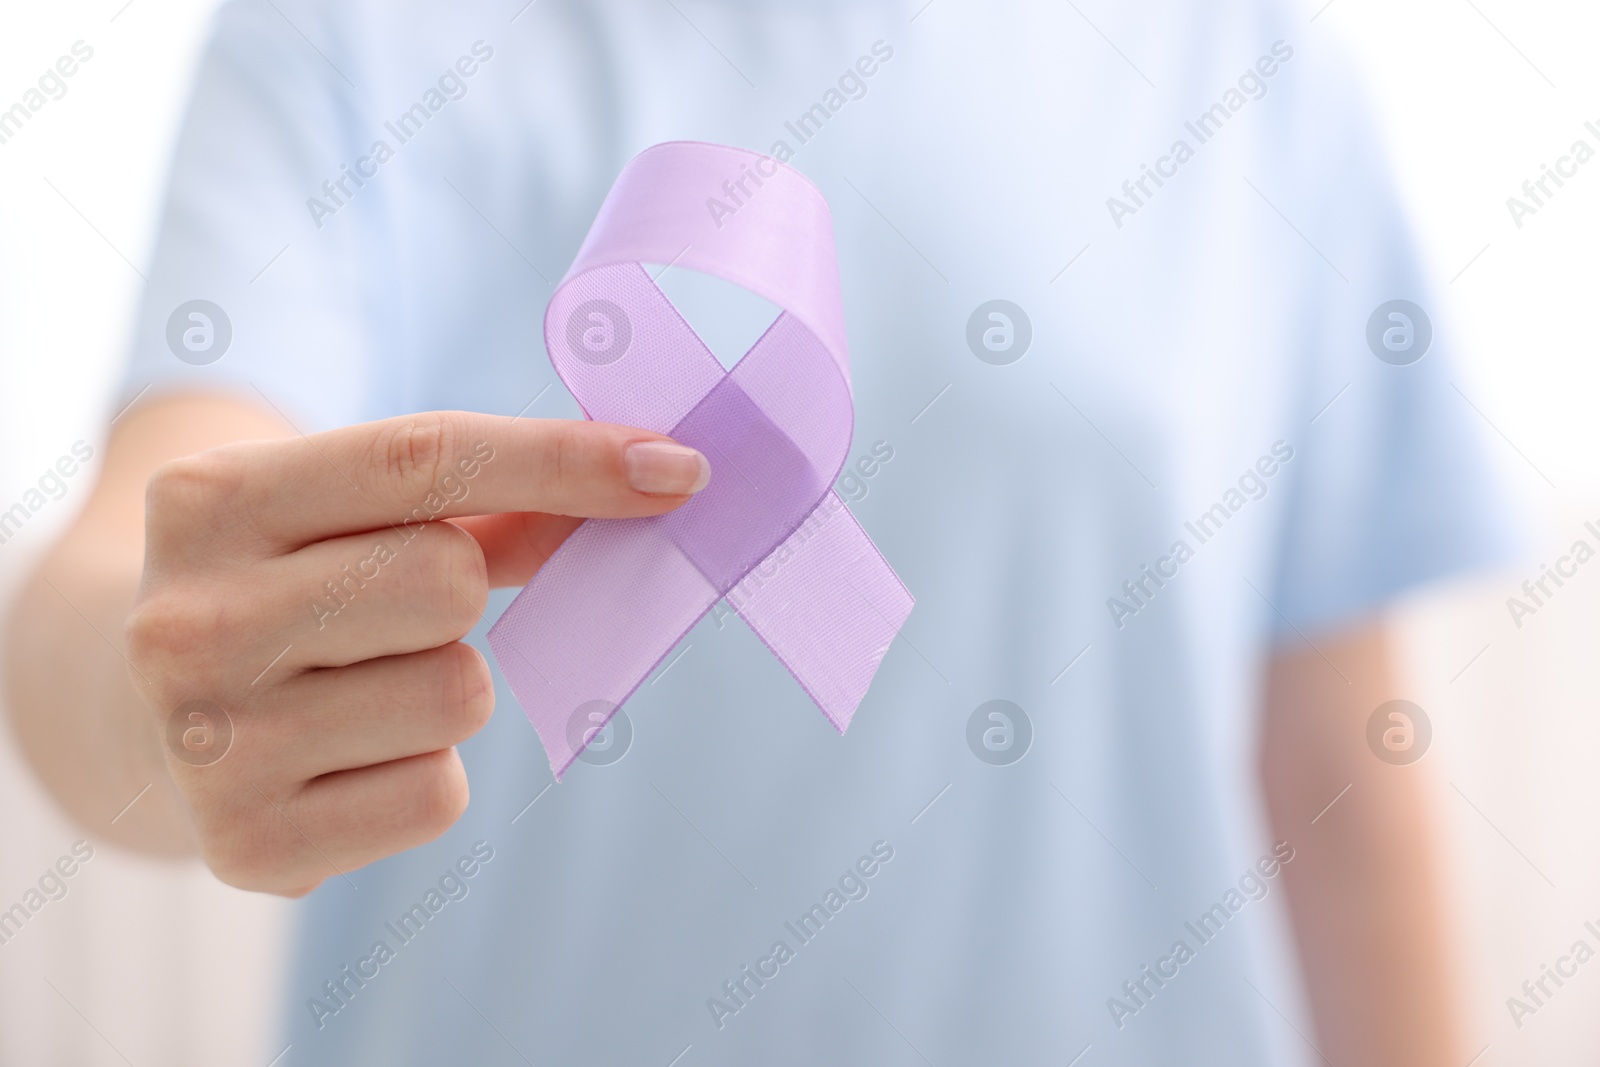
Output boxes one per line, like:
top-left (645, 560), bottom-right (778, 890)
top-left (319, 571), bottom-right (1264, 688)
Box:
top-left (213, 411), bottom-right (710, 547)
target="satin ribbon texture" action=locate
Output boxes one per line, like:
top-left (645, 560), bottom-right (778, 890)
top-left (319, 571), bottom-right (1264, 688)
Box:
top-left (487, 140), bottom-right (914, 780)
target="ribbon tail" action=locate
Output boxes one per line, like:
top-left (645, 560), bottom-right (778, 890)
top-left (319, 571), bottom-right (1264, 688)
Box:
top-left (728, 491), bottom-right (914, 733)
top-left (487, 517), bottom-right (720, 780)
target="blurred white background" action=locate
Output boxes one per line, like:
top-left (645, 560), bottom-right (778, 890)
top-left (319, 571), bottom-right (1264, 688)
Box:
top-left (0, 4), bottom-right (295, 1065)
top-left (0, 0), bottom-right (1595, 1063)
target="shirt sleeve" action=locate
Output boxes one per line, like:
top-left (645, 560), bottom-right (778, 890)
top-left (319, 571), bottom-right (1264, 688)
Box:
top-left (1263, 38), bottom-right (1521, 636)
top-left (118, 0), bottom-right (377, 433)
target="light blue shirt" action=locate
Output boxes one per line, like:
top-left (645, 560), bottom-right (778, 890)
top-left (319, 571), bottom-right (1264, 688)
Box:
top-left (124, 1), bottom-right (1512, 1062)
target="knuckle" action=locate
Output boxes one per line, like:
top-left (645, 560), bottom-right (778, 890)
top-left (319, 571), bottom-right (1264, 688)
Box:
top-left (535, 421), bottom-right (586, 504)
top-left (550, 422), bottom-right (575, 486)
top-left (410, 749), bottom-right (469, 838)
top-left (373, 414), bottom-right (454, 499)
top-left (195, 799), bottom-right (289, 892)
top-left (125, 588), bottom-right (219, 675)
top-left (145, 451), bottom-right (246, 537)
top-left (147, 451), bottom-right (241, 511)
top-left (122, 595), bottom-right (169, 668)
top-left (208, 846), bottom-right (293, 895)
top-left (396, 523), bottom-right (485, 636)
top-left (442, 643), bottom-right (494, 739)
top-left (202, 841), bottom-right (262, 891)
top-left (440, 525), bottom-right (489, 627)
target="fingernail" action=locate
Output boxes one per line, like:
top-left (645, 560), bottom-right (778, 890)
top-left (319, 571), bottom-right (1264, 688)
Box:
top-left (625, 441), bottom-right (711, 495)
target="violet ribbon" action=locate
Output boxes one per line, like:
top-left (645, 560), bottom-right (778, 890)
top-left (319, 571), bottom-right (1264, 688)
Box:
top-left (487, 141), bottom-right (914, 780)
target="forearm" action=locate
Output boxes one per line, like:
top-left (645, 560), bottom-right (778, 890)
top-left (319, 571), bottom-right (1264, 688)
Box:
top-left (1261, 623), bottom-right (1467, 1066)
top-left (6, 544), bottom-right (195, 854)
top-left (1273, 772), bottom-right (1463, 1065)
